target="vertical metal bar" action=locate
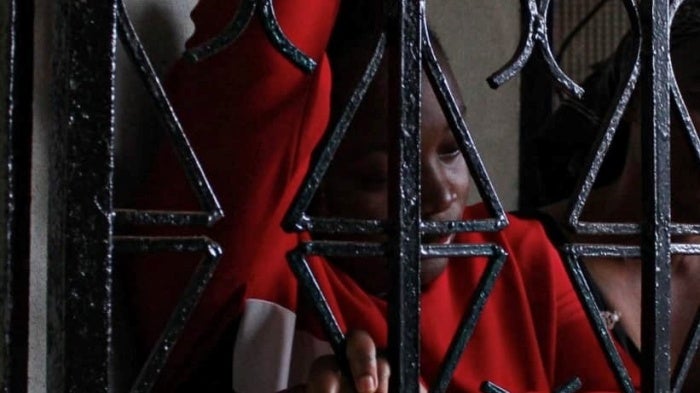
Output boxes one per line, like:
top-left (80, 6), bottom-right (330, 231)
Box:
top-left (48, 0), bottom-right (117, 391)
top-left (386, 0), bottom-right (422, 392)
top-left (519, 5), bottom-right (553, 210)
top-left (639, 0), bottom-right (672, 391)
top-left (0, 0), bottom-right (32, 390)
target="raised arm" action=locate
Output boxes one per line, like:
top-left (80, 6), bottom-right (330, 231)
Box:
top-left (125, 0), bottom-right (340, 389)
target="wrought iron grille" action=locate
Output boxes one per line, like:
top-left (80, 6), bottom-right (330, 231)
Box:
top-left (561, 1), bottom-right (699, 391)
top-left (0, 0), bottom-right (696, 392)
top-left (0, 0), bottom-right (31, 392)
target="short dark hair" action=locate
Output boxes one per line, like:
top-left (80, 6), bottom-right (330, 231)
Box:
top-left (326, 3), bottom-right (450, 124)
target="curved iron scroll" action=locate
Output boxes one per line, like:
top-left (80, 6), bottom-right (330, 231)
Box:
top-left (186, 0), bottom-right (317, 73)
top-left (488, 0), bottom-right (584, 98)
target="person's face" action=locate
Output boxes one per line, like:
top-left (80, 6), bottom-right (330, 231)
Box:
top-left (625, 36), bottom-right (700, 222)
top-left (319, 55), bottom-right (469, 296)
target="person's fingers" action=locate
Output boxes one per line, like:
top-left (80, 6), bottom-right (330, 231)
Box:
top-left (307, 355), bottom-right (342, 393)
top-left (375, 357), bottom-right (390, 393)
top-left (419, 382), bottom-right (428, 393)
top-left (346, 331), bottom-right (378, 393)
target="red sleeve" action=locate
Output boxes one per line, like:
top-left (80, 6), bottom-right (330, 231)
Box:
top-left (506, 215), bottom-right (641, 391)
top-left (494, 214), bottom-right (561, 386)
top-left (551, 251), bottom-right (642, 391)
top-left (498, 213), bottom-right (640, 392)
top-left (124, 0), bottom-right (339, 389)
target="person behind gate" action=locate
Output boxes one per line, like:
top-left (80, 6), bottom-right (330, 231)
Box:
top-left (124, 0), bottom-right (641, 391)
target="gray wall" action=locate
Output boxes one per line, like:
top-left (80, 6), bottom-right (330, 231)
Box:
top-left (429, 1), bottom-right (521, 209)
top-left (30, 1), bottom-right (520, 391)
top-left (30, 1), bottom-right (51, 390)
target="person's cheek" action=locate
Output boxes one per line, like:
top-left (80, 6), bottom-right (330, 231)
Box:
top-left (448, 157), bottom-right (469, 202)
top-left (358, 193), bottom-right (388, 220)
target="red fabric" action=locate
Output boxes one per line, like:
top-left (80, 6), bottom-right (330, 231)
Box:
top-left (124, 0), bottom-right (641, 391)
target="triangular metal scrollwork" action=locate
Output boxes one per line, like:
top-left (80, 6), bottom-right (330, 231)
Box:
top-left (283, 4), bottom-right (521, 388)
top-left (565, 47), bottom-right (641, 235)
top-left (562, 0), bottom-right (641, 235)
top-left (428, 245), bottom-right (507, 393)
top-left (669, 71), bottom-right (700, 235)
top-left (672, 308), bottom-right (700, 392)
top-left (115, 237), bottom-right (222, 393)
top-left (561, 244), bottom-right (637, 393)
top-left (283, 33), bottom-right (388, 233)
top-left (115, 0), bottom-right (223, 227)
top-left (113, 2), bottom-right (225, 391)
top-left (654, 19), bottom-right (700, 387)
top-left (422, 17), bottom-right (508, 234)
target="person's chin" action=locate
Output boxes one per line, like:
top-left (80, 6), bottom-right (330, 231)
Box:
top-left (420, 232), bottom-right (455, 286)
top-left (421, 257), bottom-right (449, 287)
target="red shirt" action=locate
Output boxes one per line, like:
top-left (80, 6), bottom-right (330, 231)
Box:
top-left (125, 0), bottom-right (641, 391)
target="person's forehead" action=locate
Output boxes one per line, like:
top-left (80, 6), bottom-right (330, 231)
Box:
top-left (331, 44), bottom-right (466, 155)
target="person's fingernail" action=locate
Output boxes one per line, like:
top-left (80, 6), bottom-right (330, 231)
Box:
top-left (357, 375), bottom-right (376, 392)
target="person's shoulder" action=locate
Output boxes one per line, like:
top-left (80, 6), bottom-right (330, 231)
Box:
top-left (504, 212), bottom-right (553, 250)
top-left (460, 205), bottom-right (568, 308)
top-left (461, 203), bottom-right (564, 283)
top-left (461, 203), bottom-right (553, 249)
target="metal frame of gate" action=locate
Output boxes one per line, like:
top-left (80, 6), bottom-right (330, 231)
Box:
top-left (1, 0), bottom-right (695, 392)
top-left (0, 0), bottom-right (31, 391)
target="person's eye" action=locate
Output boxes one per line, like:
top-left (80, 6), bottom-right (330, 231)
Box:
top-left (439, 146), bottom-right (462, 161)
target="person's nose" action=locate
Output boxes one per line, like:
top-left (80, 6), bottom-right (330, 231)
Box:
top-left (421, 161), bottom-right (457, 219)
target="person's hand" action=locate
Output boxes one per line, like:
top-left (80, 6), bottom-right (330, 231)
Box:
top-left (292, 330), bottom-right (389, 393)
top-left (286, 330), bottom-right (427, 393)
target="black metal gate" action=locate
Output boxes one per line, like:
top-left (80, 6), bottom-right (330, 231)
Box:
top-left (1, 0), bottom-right (696, 392)
top-left (0, 0), bottom-right (31, 391)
